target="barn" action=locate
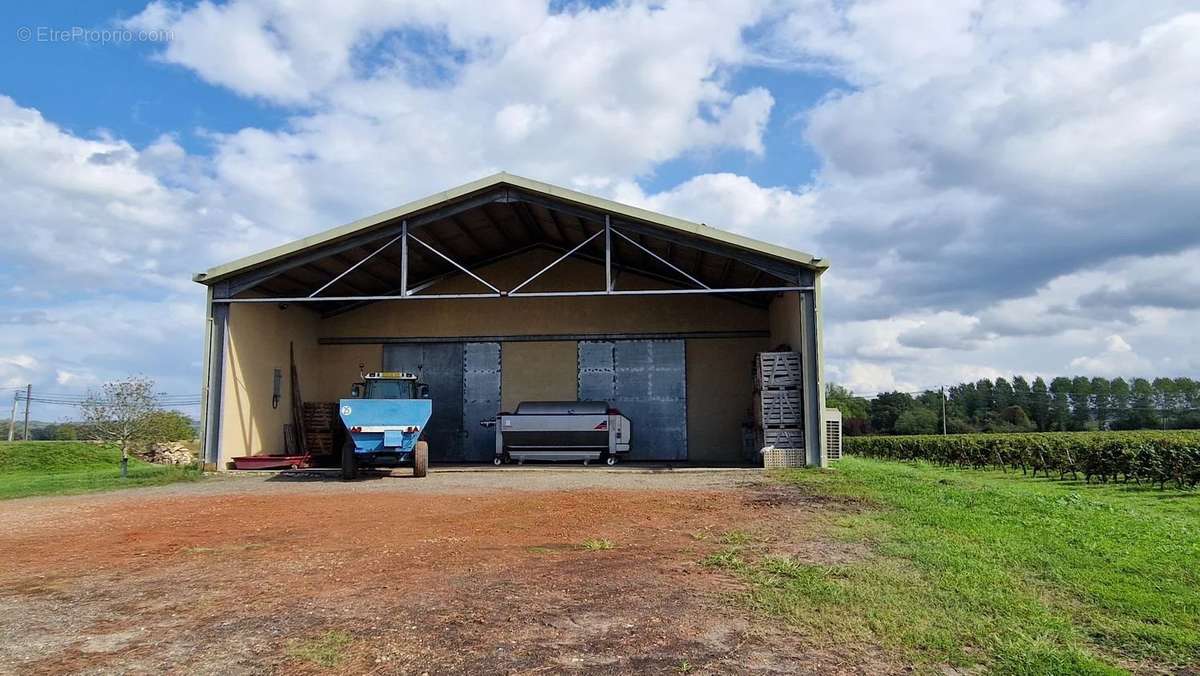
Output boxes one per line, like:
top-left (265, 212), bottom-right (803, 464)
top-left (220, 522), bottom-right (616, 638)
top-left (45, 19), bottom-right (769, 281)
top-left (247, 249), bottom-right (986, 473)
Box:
top-left (194, 173), bottom-right (829, 468)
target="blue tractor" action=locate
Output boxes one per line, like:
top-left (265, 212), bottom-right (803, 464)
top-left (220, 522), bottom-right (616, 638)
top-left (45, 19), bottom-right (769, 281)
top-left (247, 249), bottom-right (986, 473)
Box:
top-left (339, 368), bottom-right (432, 479)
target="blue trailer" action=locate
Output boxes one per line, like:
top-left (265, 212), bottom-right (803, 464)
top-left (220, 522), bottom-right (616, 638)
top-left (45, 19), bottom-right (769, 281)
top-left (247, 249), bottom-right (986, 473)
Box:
top-left (339, 370), bottom-right (432, 479)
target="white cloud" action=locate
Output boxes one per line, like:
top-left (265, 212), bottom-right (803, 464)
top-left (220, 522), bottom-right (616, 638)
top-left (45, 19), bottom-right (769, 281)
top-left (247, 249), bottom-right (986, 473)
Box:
top-left (1069, 334), bottom-right (1153, 377)
top-left (129, 0), bottom-right (777, 219)
top-left (0, 97), bottom-right (217, 296)
top-left (1, 354), bottom-right (40, 388)
top-left (127, 0), bottom-right (549, 104)
top-left (768, 3), bottom-right (1200, 322)
top-left (614, 172), bottom-right (819, 248)
top-left (896, 312), bottom-right (981, 350)
top-left (830, 361), bottom-right (908, 395)
top-left (0, 295), bottom-right (204, 418)
top-left (494, 103), bottom-right (550, 143)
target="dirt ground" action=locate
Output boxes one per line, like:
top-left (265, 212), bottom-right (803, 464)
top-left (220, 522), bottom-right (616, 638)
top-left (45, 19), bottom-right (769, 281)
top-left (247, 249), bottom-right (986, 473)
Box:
top-left (0, 469), bottom-right (892, 675)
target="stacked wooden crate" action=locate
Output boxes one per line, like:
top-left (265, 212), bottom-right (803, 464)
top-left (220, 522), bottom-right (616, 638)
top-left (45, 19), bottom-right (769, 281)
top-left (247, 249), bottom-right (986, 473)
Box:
top-left (753, 352), bottom-right (806, 468)
top-left (302, 402), bottom-right (338, 455)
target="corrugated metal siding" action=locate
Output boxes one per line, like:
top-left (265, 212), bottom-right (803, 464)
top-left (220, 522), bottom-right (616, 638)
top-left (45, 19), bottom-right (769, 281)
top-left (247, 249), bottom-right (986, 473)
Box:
top-left (383, 343), bottom-right (463, 461)
top-left (578, 339), bottom-right (687, 461)
top-left (577, 341), bottom-right (616, 401)
top-left (462, 342), bottom-right (501, 462)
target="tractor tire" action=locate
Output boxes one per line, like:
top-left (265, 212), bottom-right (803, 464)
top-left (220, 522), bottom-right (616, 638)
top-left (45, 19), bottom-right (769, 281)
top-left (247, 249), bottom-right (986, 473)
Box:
top-left (413, 441), bottom-right (429, 478)
top-left (341, 441), bottom-right (358, 480)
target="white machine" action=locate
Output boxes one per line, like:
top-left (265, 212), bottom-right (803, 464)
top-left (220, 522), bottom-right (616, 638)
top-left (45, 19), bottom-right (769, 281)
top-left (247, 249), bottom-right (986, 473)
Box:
top-left (492, 401), bottom-right (631, 466)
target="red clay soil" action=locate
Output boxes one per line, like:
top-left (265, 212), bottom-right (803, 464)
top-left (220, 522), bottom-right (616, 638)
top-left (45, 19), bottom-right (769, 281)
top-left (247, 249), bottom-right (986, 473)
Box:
top-left (0, 478), bottom-right (893, 674)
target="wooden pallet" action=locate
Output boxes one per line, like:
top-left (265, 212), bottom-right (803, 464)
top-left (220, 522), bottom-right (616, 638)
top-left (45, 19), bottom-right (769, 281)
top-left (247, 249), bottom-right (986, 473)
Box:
top-left (755, 352), bottom-right (803, 389)
top-left (306, 431), bottom-right (335, 454)
top-left (756, 426), bottom-right (806, 450)
top-left (755, 389), bottom-right (804, 426)
top-left (302, 402), bottom-right (338, 432)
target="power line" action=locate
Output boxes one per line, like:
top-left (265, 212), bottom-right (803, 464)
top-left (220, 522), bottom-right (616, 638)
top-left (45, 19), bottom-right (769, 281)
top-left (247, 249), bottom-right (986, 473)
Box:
top-left (15, 390), bottom-right (200, 403)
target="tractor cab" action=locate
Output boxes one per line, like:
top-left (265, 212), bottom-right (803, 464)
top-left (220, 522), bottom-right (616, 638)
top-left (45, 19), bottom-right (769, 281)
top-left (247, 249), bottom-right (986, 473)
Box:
top-left (350, 371), bottom-right (430, 401)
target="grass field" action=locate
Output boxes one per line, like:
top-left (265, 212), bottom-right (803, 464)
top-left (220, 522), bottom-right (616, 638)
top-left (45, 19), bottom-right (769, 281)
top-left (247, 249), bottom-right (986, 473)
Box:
top-left (0, 441), bottom-right (200, 500)
top-left (709, 457), bottom-right (1200, 674)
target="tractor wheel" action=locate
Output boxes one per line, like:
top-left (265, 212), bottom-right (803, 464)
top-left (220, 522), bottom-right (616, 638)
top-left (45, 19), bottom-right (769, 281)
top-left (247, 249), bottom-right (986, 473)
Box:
top-left (340, 441), bottom-right (358, 480)
top-left (413, 441), bottom-right (429, 478)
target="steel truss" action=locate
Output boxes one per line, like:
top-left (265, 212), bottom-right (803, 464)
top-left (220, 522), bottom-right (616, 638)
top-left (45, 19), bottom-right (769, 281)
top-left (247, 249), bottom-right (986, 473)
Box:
top-left (216, 215), bottom-right (812, 304)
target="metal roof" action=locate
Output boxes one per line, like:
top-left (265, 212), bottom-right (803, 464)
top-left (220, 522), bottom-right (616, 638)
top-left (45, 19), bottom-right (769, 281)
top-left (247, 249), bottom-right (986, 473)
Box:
top-left (194, 172), bottom-right (826, 286)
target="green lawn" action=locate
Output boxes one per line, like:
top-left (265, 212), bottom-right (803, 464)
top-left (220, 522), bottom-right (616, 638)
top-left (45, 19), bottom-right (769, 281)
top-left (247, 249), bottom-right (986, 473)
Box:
top-left (0, 441), bottom-right (200, 500)
top-left (710, 457), bottom-right (1200, 675)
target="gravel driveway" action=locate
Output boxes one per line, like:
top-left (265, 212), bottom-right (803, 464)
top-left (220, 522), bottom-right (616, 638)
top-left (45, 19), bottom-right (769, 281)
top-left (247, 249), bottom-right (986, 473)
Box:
top-left (0, 467), bottom-right (888, 674)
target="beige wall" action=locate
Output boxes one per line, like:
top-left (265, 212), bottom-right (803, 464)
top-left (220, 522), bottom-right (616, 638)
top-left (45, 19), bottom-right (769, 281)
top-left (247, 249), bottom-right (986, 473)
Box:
top-left (500, 341), bottom-right (577, 411)
top-left (315, 344), bottom-right (381, 402)
top-left (219, 303), bottom-right (320, 464)
top-left (686, 337), bottom-right (768, 464)
top-left (768, 291), bottom-right (803, 351)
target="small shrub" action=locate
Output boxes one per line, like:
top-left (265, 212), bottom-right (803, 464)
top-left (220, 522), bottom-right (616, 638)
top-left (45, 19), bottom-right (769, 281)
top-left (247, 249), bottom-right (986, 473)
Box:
top-left (285, 630), bottom-right (353, 668)
top-left (720, 530), bottom-right (755, 545)
top-left (580, 538), bottom-right (614, 551)
top-left (702, 548), bottom-right (746, 571)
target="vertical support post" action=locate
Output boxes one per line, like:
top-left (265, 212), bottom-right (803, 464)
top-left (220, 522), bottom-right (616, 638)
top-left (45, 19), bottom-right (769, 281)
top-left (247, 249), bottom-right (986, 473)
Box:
top-left (799, 276), bottom-right (825, 467)
top-left (202, 288), bottom-right (230, 467)
top-left (400, 220), bottom-right (408, 297)
top-left (604, 214), bottom-right (612, 292)
top-left (22, 384), bottom-right (31, 441)
top-left (198, 285), bottom-right (213, 461)
top-left (7, 391), bottom-right (17, 441)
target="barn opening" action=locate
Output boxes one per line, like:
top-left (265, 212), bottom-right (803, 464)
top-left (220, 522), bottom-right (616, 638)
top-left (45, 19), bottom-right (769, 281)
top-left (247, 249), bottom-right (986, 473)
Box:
top-left (194, 173), bottom-right (829, 468)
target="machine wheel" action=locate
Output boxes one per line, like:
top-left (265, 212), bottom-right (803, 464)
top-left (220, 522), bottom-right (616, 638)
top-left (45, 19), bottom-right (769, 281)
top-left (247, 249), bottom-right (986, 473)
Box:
top-left (340, 441), bottom-right (358, 480)
top-left (493, 456), bottom-right (503, 466)
top-left (605, 455), bottom-right (617, 467)
top-left (413, 441), bottom-right (429, 478)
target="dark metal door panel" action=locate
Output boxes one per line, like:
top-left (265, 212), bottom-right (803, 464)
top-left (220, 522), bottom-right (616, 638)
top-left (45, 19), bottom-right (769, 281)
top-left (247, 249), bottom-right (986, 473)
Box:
top-left (578, 340), bottom-right (687, 461)
top-left (383, 343), bottom-right (463, 462)
top-left (577, 341), bottom-right (615, 401)
top-left (462, 342), bottom-right (501, 462)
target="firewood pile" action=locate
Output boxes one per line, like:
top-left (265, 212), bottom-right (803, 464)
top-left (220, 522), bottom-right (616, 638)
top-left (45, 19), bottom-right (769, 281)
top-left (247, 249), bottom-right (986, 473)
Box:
top-left (142, 442), bottom-right (197, 466)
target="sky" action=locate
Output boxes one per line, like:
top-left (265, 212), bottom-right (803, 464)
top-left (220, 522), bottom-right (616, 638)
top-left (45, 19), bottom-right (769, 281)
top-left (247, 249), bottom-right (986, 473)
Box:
top-left (1, 0), bottom-right (1198, 421)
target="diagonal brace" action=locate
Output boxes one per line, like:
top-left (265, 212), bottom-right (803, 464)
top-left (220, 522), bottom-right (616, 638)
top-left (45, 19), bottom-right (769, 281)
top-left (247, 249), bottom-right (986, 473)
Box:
top-left (309, 231), bottom-right (405, 298)
top-left (611, 228), bottom-right (710, 289)
top-left (509, 230), bottom-right (604, 295)
top-left (408, 233), bottom-right (501, 294)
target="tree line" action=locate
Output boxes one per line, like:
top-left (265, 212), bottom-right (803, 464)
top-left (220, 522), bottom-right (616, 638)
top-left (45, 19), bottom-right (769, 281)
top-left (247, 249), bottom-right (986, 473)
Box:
top-left (4, 411), bottom-right (196, 442)
top-left (827, 376), bottom-right (1200, 436)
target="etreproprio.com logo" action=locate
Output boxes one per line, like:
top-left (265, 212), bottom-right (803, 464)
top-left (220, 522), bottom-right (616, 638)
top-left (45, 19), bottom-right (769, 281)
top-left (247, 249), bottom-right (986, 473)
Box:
top-left (16, 26), bottom-right (173, 44)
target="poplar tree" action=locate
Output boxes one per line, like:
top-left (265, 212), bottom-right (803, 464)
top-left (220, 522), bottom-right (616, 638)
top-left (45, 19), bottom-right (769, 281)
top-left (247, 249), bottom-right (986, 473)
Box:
top-left (1030, 377), bottom-right (1051, 431)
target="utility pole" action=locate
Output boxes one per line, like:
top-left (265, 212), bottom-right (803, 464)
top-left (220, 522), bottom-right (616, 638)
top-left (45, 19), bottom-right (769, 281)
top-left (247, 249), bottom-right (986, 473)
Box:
top-left (7, 391), bottom-right (16, 441)
top-left (22, 384), bottom-right (31, 441)
top-left (941, 386), bottom-right (948, 435)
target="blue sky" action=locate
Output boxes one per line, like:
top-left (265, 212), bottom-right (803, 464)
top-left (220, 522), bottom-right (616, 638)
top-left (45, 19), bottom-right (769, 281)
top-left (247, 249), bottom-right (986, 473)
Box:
top-left (1, 0), bottom-right (1198, 421)
top-left (1, 3), bottom-right (286, 152)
